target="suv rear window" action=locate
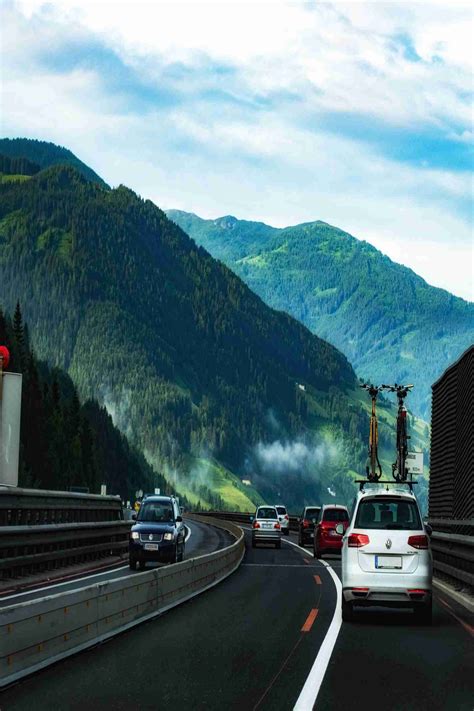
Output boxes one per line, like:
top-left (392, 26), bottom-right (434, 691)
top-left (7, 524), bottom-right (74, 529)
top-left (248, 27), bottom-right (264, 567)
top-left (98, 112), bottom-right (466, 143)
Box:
top-left (257, 507), bottom-right (277, 519)
top-left (304, 508), bottom-right (320, 519)
top-left (323, 509), bottom-right (349, 522)
top-left (355, 498), bottom-right (421, 530)
top-left (276, 506), bottom-right (287, 515)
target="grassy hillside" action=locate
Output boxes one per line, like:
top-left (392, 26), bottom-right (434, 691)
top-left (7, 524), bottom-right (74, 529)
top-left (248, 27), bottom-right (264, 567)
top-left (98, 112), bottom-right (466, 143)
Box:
top-left (168, 211), bottom-right (473, 420)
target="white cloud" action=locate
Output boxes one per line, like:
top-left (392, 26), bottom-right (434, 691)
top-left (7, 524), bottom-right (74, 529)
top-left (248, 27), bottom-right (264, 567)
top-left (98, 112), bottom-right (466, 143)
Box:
top-left (2, 1), bottom-right (472, 299)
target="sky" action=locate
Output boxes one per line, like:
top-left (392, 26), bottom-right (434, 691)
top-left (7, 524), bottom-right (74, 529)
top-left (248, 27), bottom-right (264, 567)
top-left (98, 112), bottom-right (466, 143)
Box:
top-left (1, 0), bottom-right (473, 300)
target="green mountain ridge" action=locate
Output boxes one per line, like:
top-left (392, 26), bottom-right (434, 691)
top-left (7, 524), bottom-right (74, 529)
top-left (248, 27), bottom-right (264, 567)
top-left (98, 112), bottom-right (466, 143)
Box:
top-left (167, 210), bottom-right (473, 420)
top-left (0, 148), bottom-right (385, 510)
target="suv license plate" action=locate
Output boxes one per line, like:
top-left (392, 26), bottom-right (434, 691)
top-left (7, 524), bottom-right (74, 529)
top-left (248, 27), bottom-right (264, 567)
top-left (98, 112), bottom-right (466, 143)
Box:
top-left (144, 543), bottom-right (159, 551)
top-left (375, 555), bottom-right (402, 569)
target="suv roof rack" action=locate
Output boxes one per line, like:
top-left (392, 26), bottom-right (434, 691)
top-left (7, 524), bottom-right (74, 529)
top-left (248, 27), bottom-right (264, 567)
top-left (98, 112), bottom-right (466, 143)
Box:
top-left (354, 479), bottom-right (417, 493)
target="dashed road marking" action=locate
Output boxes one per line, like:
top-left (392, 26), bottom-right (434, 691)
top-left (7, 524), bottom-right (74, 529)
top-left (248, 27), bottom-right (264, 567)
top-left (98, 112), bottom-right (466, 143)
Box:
top-left (301, 608), bottom-right (319, 632)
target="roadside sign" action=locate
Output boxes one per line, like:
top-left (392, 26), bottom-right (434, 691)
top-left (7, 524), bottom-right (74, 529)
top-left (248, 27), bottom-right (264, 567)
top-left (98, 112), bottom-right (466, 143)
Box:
top-left (406, 451), bottom-right (424, 475)
top-left (154, 488), bottom-right (160, 495)
top-left (100, 484), bottom-right (107, 496)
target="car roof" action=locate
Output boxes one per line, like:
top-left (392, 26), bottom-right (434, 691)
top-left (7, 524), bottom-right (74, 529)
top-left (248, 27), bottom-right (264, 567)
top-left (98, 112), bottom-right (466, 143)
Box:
top-left (321, 504), bottom-right (348, 510)
top-left (356, 487), bottom-right (416, 501)
top-left (141, 496), bottom-right (175, 503)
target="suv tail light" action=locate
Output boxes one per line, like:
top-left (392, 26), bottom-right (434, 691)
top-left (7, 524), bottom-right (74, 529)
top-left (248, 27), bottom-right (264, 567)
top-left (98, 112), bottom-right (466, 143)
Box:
top-left (348, 533), bottom-right (370, 547)
top-left (274, 522), bottom-right (281, 529)
top-left (408, 535), bottom-right (429, 549)
top-left (285, 514), bottom-right (289, 520)
top-left (303, 519), bottom-right (310, 528)
top-left (253, 521), bottom-right (260, 529)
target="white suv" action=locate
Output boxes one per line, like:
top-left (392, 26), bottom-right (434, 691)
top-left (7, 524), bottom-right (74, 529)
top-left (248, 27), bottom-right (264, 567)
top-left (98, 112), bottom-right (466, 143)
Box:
top-left (338, 486), bottom-right (432, 623)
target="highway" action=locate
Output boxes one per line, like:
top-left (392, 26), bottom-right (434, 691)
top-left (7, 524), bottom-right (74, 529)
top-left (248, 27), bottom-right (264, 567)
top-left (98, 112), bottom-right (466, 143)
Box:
top-left (0, 520), bottom-right (232, 605)
top-left (1, 524), bottom-right (473, 710)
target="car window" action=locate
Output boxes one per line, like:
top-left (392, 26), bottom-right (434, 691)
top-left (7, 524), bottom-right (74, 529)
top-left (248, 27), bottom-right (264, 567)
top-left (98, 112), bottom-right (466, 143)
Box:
top-left (138, 502), bottom-right (174, 523)
top-left (355, 498), bottom-right (421, 530)
top-left (305, 508), bottom-right (320, 519)
top-left (276, 506), bottom-right (286, 515)
top-left (257, 507), bottom-right (277, 519)
top-left (323, 509), bottom-right (349, 522)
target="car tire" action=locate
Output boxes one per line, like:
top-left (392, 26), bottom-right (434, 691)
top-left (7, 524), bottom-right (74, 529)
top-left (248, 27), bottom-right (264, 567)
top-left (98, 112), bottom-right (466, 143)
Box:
top-left (342, 597), bottom-right (354, 622)
top-left (284, 529), bottom-right (290, 536)
top-left (178, 542), bottom-right (185, 562)
top-left (414, 599), bottom-right (432, 625)
top-left (298, 533), bottom-right (303, 547)
top-left (129, 557), bottom-right (137, 571)
top-left (138, 560), bottom-right (146, 571)
top-left (276, 540), bottom-right (281, 549)
top-left (314, 542), bottom-right (322, 559)
top-left (252, 540), bottom-right (257, 548)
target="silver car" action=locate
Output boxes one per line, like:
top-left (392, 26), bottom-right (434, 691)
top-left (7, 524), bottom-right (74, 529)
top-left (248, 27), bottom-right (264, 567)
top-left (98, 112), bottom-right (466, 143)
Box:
top-left (251, 506), bottom-right (282, 548)
top-left (275, 505), bottom-right (290, 535)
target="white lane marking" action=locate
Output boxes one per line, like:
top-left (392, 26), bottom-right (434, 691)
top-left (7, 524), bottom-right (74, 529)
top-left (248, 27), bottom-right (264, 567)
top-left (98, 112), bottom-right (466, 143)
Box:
top-left (185, 525), bottom-right (192, 542)
top-left (293, 561), bottom-right (342, 710)
top-left (0, 565), bottom-right (130, 603)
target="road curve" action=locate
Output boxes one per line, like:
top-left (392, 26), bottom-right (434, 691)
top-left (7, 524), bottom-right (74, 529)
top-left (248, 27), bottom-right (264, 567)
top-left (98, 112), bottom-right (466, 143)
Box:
top-left (0, 519), bottom-right (233, 607)
top-left (1, 526), bottom-right (472, 710)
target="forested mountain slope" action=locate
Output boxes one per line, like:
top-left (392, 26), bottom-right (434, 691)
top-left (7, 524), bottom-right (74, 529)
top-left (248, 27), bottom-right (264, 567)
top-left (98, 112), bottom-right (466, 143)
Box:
top-left (168, 211), bottom-right (473, 419)
top-left (0, 154), bottom-right (386, 509)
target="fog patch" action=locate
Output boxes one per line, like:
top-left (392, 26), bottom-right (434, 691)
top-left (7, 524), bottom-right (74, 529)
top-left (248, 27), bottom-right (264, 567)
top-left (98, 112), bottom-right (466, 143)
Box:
top-left (254, 439), bottom-right (337, 474)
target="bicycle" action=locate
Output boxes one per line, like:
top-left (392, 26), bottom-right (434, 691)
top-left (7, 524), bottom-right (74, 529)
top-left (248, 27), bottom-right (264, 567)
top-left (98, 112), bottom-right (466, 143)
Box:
top-left (360, 383), bottom-right (384, 481)
top-left (381, 383), bottom-right (414, 482)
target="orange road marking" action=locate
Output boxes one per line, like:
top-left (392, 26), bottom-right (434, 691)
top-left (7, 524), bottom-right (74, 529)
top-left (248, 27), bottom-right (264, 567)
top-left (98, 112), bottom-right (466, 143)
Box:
top-left (301, 608), bottom-right (319, 632)
top-left (314, 575), bottom-right (322, 585)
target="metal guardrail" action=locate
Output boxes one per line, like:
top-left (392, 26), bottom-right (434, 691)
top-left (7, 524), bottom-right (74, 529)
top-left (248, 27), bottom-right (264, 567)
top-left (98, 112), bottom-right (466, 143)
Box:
top-left (428, 519), bottom-right (474, 588)
top-left (0, 515), bottom-right (244, 687)
top-left (195, 510), bottom-right (300, 531)
top-left (0, 487), bottom-right (127, 579)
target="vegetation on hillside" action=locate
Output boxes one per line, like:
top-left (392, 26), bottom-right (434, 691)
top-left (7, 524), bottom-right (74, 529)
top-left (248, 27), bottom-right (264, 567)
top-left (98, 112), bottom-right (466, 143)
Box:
top-left (168, 211), bottom-right (473, 420)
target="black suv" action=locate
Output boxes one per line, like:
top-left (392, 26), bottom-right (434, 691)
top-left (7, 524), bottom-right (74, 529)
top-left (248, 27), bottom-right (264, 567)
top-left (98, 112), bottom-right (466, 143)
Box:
top-left (129, 496), bottom-right (186, 570)
top-left (297, 506), bottom-right (321, 547)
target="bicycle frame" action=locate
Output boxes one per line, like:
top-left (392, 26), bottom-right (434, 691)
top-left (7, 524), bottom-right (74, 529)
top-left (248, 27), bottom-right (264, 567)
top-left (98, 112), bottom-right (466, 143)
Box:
top-left (382, 384), bottom-right (413, 482)
top-left (361, 383), bottom-right (383, 481)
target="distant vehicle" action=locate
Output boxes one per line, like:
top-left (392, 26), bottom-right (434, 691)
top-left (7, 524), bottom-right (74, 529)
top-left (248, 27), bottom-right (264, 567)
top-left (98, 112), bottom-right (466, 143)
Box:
top-left (339, 486), bottom-right (432, 623)
top-left (129, 495), bottom-right (186, 570)
top-left (313, 504), bottom-right (350, 558)
top-left (297, 506), bottom-right (321, 547)
top-left (251, 506), bottom-right (281, 548)
top-left (275, 505), bottom-right (290, 535)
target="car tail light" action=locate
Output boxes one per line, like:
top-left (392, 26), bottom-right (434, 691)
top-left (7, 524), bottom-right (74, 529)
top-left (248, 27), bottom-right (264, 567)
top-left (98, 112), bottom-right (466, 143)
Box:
top-left (408, 535), bottom-right (429, 549)
top-left (253, 521), bottom-right (260, 529)
top-left (274, 522), bottom-right (281, 529)
top-left (285, 515), bottom-right (289, 520)
top-left (408, 589), bottom-right (427, 595)
top-left (352, 587), bottom-right (369, 597)
top-left (303, 519), bottom-right (310, 528)
top-left (348, 533), bottom-right (370, 547)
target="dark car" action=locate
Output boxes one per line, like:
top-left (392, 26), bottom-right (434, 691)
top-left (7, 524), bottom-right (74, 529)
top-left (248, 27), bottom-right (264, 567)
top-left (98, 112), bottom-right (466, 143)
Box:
top-left (297, 506), bottom-right (321, 547)
top-left (129, 496), bottom-right (186, 570)
top-left (313, 504), bottom-right (350, 558)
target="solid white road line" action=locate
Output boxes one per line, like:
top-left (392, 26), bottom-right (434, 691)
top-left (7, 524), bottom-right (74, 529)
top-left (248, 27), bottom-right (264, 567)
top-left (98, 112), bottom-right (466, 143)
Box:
top-left (293, 559), bottom-right (342, 710)
top-left (185, 524), bottom-right (192, 542)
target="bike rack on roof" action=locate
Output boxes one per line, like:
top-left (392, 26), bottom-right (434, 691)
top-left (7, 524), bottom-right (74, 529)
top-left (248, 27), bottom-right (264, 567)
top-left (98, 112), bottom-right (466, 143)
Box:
top-left (355, 479), bottom-right (417, 493)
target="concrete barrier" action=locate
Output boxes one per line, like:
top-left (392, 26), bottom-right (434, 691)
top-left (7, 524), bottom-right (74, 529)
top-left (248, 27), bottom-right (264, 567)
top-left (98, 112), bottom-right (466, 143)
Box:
top-left (0, 516), bottom-right (244, 687)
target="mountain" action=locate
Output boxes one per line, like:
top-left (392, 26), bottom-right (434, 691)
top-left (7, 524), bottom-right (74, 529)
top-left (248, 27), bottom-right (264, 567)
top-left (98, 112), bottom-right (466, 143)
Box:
top-left (167, 211), bottom-right (474, 420)
top-left (0, 302), bottom-right (168, 502)
top-left (0, 138), bottom-right (107, 186)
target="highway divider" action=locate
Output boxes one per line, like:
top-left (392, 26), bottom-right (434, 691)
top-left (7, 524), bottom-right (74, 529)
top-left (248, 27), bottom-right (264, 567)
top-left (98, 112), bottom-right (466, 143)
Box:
top-left (0, 515), bottom-right (244, 687)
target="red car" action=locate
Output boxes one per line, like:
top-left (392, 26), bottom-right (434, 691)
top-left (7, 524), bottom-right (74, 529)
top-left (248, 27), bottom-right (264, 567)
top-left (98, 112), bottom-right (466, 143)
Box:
top-left (313, 504), bottom-right (350, 558)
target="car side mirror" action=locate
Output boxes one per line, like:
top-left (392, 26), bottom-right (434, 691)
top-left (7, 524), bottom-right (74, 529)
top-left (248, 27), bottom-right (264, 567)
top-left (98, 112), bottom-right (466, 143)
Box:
top-left (425, 523), bottom-right (432, 537)
top-left (176, 515), bottom-right (183, 522)
top-left (335, 523), bottom-right (344, 535)
top-left (131, 513), bottom-right (137, 521)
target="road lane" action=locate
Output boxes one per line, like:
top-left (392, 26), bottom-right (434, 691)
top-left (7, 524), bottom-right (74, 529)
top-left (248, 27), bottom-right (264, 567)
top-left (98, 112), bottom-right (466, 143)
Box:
top-left (286, 528), bottom-right (474, 711)
top-left (0, 520), bottom-right (233, 606)
top-left (0, 530), bottom-right (337, 710)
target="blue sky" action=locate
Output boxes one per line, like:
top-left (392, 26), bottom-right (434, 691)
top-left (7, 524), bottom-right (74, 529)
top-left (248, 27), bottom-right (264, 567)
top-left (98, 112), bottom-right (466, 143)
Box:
top-left (1, 0), bottom-right (473, 299)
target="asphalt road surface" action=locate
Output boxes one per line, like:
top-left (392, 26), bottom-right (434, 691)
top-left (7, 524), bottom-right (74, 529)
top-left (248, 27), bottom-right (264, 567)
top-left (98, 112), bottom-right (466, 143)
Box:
top-left (1, 526), bottom-right (472, 710)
